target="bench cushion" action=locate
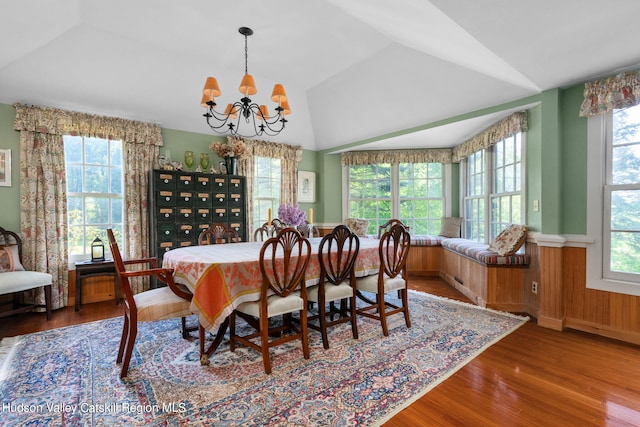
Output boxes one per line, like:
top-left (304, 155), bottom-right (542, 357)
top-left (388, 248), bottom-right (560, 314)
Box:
top-left (442, 238), bottom-right (529, 266)
top-left (411, 235), bottom-right (443, 246)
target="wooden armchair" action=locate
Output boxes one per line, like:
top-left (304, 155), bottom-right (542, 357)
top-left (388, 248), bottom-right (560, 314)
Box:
top-left (0, 227), bottom-right (52, 320)
top-left (107, 229), bottom-right (193, 378)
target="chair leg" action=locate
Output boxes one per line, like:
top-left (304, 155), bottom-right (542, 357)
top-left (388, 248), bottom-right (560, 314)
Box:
top-left (379, 293), bottom-right (389, 337)
top-left (318, 298), bottom-right (330, 350)
top-left (117, 314), bottom-right (129, 363)
top-left (260, 314), bottom-right (272, 374)
top-left (350, 295), bottom-right (359, 340)
top-left (301, 307), bottom-right (310, 360)
top-left (120, 319), bottom-right (138, 378)
top-left (402, 288), bottom-right (411, 328)
top-left (44, 284), bottom-right (52, 320)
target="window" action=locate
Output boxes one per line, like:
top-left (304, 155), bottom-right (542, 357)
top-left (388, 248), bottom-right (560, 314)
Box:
top-left (587, 104), bottom-right (640, 293)
top-left (253, 156), bottom-right (281, 225)
top-left (346, 162), bottom-right (447, 235)
top-left (464, 150), bottom-right (486, 241)
top-left (491, 134), bottom-right (522, 239)
top-left (463, 133), bottom-right (524, 243)
top-left (399, 162), bottom-right (443, 234)
top-left (64, 136), bottom-right (124, 258)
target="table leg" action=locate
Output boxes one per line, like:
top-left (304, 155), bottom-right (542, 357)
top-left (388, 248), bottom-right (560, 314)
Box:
top-left (75, 272), bottom-right (81, 311)
top-left (199, 317), bottom-right (230, 366)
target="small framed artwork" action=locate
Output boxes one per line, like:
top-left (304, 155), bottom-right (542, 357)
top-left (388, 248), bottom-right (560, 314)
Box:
top-left (297, 171), bottom-right (315, 203)
top-left (0, 149), bottom-right (11, 187)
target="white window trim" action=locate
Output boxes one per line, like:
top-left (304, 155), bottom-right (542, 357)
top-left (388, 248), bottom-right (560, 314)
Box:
top-left (461, 133), bottom-right (526, 243)
top-left (586, 113), bottom-right (640, 296)
top-left (342, 163), bottom-right (452, 221)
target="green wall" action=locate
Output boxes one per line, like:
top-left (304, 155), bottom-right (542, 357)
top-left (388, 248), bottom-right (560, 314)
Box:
top-left (0, 83), bottom-right (593, 235)
top-left (560, 85), bottom-right (589, 234)
top-left (0, 104), bottom-right (21, 231)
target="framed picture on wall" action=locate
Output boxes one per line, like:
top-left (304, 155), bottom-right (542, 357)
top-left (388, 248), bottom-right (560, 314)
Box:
top-left (297, 171), bottom-right (315, 203)
top-left (0, 149), bottom-right (11, 187)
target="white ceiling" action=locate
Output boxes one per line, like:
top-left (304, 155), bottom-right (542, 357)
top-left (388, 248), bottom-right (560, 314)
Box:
top-left (2, 0), bottom-right (640, 152)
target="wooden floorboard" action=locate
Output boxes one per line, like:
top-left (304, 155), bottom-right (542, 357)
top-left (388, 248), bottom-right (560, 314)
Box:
top-left (2, 276), bottom-right (639, 426)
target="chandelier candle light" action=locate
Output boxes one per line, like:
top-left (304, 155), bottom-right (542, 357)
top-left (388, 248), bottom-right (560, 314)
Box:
top-left (201, 27), bottom-right (290, 137)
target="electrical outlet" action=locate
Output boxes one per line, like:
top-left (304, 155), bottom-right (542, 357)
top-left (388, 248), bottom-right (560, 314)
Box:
top-left (532, 281), bottom-right (538, 294)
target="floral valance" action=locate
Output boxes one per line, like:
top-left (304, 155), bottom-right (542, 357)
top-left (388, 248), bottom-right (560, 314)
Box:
top-left (579, 70), bottom-right (640, 117)
top-left (451, 111), bottom-right (528, 162)
top-left (13, 103), bottom-right (163, 146)
top-left (341, 148), bottom-right (452, 166)
top-left (227, 136), bottom-right (302, 161)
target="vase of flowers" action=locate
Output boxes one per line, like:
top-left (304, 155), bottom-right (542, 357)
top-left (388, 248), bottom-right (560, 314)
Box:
top-left (278, 203), bottom-right (306, 227)
top-left (209, 140), bottom-right (248, 175)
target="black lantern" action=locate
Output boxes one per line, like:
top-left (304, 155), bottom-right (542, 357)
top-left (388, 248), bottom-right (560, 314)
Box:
top-left (91, 237), bottom-right (105, 262)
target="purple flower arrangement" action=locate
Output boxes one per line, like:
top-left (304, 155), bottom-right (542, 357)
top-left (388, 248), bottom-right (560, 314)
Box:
top-left (278, 203), bottom-right (306, 226)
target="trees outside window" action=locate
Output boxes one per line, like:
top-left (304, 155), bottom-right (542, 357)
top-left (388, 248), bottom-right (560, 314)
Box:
top-left (253, 156), bottom-right (281, 226)
top-left (347, 162), bottom-right (444, 235)
top-left (64, 135), bottom-right (124, 257)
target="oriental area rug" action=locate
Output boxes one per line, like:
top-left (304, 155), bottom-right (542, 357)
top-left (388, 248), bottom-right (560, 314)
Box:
top-left (0, 291), bottom-right (527, 426)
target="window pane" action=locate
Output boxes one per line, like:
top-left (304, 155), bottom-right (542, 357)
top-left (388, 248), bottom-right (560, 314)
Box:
top-left (85, 166), bottom-right (109, 193)
top-left (110, 166), bottom-right (123, 194)
top-left (611, 190), bottom-right (640, 230)
top-left (65, 136), bottom-right (82, 163)
top-left (84, 137), bottom-right (109, 165)
top-left (85, 197), bottom-right (109, 224)
top-left (611, 144), bottom-right (640, 185)
top-left (110, 141), bottom-right (123, 166)
top-left (68, 197), bottom-right (83, 225)
top-left (66, 164), bottom-right (83, 193)
top-left (610, 231), bottom-right (640, 273)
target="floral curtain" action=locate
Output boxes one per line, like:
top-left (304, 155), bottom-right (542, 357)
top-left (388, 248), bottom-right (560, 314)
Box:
top-left (579, 70), bottom-right (640, 117)
top-left (451, 111), bottom-right (528, 162)
top-left (228, 136), bottom-right (303, 239)
top-left (341, 148), bottom-right (452, 166)
top-left (14, 103), bottom-right (162, 300)
top-left (17, 130), bottom-right (68, 309)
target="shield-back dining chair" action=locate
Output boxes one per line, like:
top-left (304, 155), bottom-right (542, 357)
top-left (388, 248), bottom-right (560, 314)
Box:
top-left (107, 229), bottom-right (193, 378)
top-left (356, 222), bottom-right (411, 336)
top-left (307, 225), bottom-right (360, 349)
top-left (198, 222), bottom-right (240, 245)
top-left (229, 227), bottom-right (311, 374)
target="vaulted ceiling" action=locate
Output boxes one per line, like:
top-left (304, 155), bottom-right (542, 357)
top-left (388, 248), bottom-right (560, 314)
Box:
top-left (2, 0), bottom-right (640, 152)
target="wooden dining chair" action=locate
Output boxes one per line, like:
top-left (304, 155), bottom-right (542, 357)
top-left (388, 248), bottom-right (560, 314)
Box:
top-left (356, 222), bottom-right (411, 336)
top-left (107, 229), bottom-right (193, 378)
top-left (307, 225), bottom-right (360, 349)
top-left (253, 222), bottom-right (276, 242)
top-left (229, 227), bottom-right (312, 374)
top-left (297, 221), bottom-right (320, 238)
top-left (377, 219), bottom-right (409, 238)
top-left (198, 223), bottom-right (239, 245)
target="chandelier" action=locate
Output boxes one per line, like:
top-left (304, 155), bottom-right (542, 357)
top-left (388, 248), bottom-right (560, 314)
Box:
top-left (201, 27), bottom-right (290, 137)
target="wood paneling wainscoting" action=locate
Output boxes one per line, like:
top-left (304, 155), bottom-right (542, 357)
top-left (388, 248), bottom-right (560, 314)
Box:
top-left (528, 235), bottom-right (640, 346)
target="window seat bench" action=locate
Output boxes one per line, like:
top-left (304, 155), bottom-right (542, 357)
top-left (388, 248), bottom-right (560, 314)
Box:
top-left (406, 235), bottom-right (530, 313)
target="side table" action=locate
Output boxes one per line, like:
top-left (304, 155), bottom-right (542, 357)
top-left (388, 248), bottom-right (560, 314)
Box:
top-left (75, 259), bottom-right (121, 311)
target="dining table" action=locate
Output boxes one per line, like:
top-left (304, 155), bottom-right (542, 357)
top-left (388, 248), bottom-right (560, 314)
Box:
top-left (162, 236), bottom-right (382, 362)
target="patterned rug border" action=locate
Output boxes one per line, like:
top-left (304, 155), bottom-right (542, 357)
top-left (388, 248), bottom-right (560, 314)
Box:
top-left (0, 290), bottom-right (530, 426)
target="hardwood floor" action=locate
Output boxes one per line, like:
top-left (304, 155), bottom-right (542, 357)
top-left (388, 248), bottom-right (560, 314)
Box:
top-left (2, 276), bottom-right (639, 426)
